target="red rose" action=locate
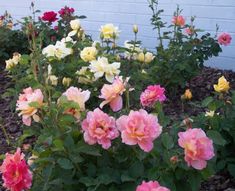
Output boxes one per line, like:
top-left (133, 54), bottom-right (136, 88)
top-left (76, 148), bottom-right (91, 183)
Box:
top-left (41, 11), bottom-right (58, 22)
top-left (58, 6), bottom-right (75, 17)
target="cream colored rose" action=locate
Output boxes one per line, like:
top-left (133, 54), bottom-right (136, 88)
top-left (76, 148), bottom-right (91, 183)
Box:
top-left (100, 24), bottom-right (120, 39)
top-left (48, 75), bottom-right (58, 86)
top-left (28, 154), bottom-right (38, 166)
top-left (5, 59), bottom-right (15, 70)
top-left (138, 52), bottom-right (155, 63)
top-left (133, 24), bottom-right (138, 33)
top-left (62, 77), bottom-right (72, 87)
top-left (89, 57), bottom-right (120, 83)
top-left (42, 45), bottom-right (56, 58)
top-left (70, 19), bottom-right (80, 30)
top-left (12, 52), bottom-right (21, 64)
top-left (76, 67), bottom-right (96, 84)
top-left (80, 47), bottom-right (98, 62)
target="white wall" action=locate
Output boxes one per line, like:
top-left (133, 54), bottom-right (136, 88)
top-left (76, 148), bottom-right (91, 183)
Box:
top-left (0, 0), bottom-right (235, 70)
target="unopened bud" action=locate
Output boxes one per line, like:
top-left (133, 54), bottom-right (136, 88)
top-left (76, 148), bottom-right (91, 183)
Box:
top-left (133, 24), bottom-right (138, 33)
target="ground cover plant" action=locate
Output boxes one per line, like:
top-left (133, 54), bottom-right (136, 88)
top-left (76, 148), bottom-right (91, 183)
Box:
top-left (0, 1), bottom-right (234, 191)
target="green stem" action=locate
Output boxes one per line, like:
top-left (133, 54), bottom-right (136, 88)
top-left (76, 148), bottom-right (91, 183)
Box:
top-left (0, 124), bottom-right (11, 146)
top-left (125, 89), bottom-right (130, 111)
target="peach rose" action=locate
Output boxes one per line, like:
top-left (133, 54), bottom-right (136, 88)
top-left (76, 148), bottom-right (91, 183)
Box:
top-left (99, 76), bottom-right (127, 112)
top-left (62, 86), bottom-right (90, 120)
top-left (82, 108), bottom-right (119, 149)
top-left (178, 128), bottom-right (214, 170)
top-left (116, 109), bottom-right (162, 152)
top-left (16, 87), bottom-right (43, 126)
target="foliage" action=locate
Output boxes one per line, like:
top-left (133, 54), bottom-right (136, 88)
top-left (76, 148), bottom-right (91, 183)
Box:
top-left (0, 2), bottom-right (233, 191)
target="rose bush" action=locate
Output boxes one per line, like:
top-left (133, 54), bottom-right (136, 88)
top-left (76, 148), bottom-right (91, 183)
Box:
top-left (0, 1), bottom-right (234, 191)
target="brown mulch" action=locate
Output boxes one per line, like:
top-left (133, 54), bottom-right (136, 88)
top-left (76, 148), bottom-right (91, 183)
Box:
top-left (0, 67), bottom-right (235, 190)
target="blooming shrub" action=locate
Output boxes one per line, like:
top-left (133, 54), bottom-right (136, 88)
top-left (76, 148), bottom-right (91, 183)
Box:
top-left (1, 1), bottom-right (234, 191)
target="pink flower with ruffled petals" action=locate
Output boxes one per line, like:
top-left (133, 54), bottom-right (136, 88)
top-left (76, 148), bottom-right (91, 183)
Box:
top-left (99, 76), bottom-right (127, 112)
top-left (62, 86), bottom-right (90, 120)
top-left (16, 87), bottom-right (44, 126)
top-left (140, 85), bottom-right (166, 107)
top-left (0, 148), bottom-right (33, 191)
top-left (218, 32), bottom-right (232, 46)
top-left (136, 180), bottom-right (170, 191)
top-left (178, 128), bottom-right (214, 170)
top-left (82, 108), bottom-right (119, 149)
top-left (116, 109), bottom-right (162, 152)
top-left (172, 15), bottom-right (185, 27)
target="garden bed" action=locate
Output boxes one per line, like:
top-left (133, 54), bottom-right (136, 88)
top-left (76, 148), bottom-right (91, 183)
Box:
top-left (0, 67), bottom-right (235, 191)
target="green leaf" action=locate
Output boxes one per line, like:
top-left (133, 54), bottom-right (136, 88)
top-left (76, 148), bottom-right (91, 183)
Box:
top-left (161, 133), bottom-right (174, 149)
top-left (29, 101), bottom-right (41, 108)
top-left (202, 97), bottom-right (213, 107)
top-left (228, 164), bottom-right (235, 177)
top-left (207, 130), bottom-right (226, 146)
top-left (57, 158), bottom-right (74, 170)
top-left (53, 139), bottom-right (64, 151)
top-left (129, 161), bottom-right (144, 178)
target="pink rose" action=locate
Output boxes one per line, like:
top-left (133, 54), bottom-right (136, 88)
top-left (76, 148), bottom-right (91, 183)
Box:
top-left (0, 148), bottom-right (32, 191)
top-left (178, 128), bottom-right (215, 170)
top-left (41, 11), bottom-right (58, 22)
top-left (218, 32), bottom-right (232, 46)
top-left (116, 109), bottom-right (162, 152)
top-left (136, 180), bottom-right (170, 191)
top-left (172, 15), bottom-right (185, 27)
top-left (140, 85), bottom-right (166, 107)
top-left (82, 108), bottom-right (119, 149)
top-left (16, 87), bottom-right (44, 126)
top-left (62, 86), bottom-right (90, 120)
top-left (99, 76), bottom-right (127, 112)
top-left (185, 27), bottom-right (194, 35)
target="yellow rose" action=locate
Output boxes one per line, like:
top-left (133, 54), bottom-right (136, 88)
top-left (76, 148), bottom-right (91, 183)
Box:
top-left (62, 77), bottom-right (72, 87)
top-left (213, 76), bottom-right (230, 93)
top-left (80, 47), bottom-right (97, 62)
top-left (182, 89), bottom-right (192, 100)
top-left (100, 24), bottom-right (120, 40)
